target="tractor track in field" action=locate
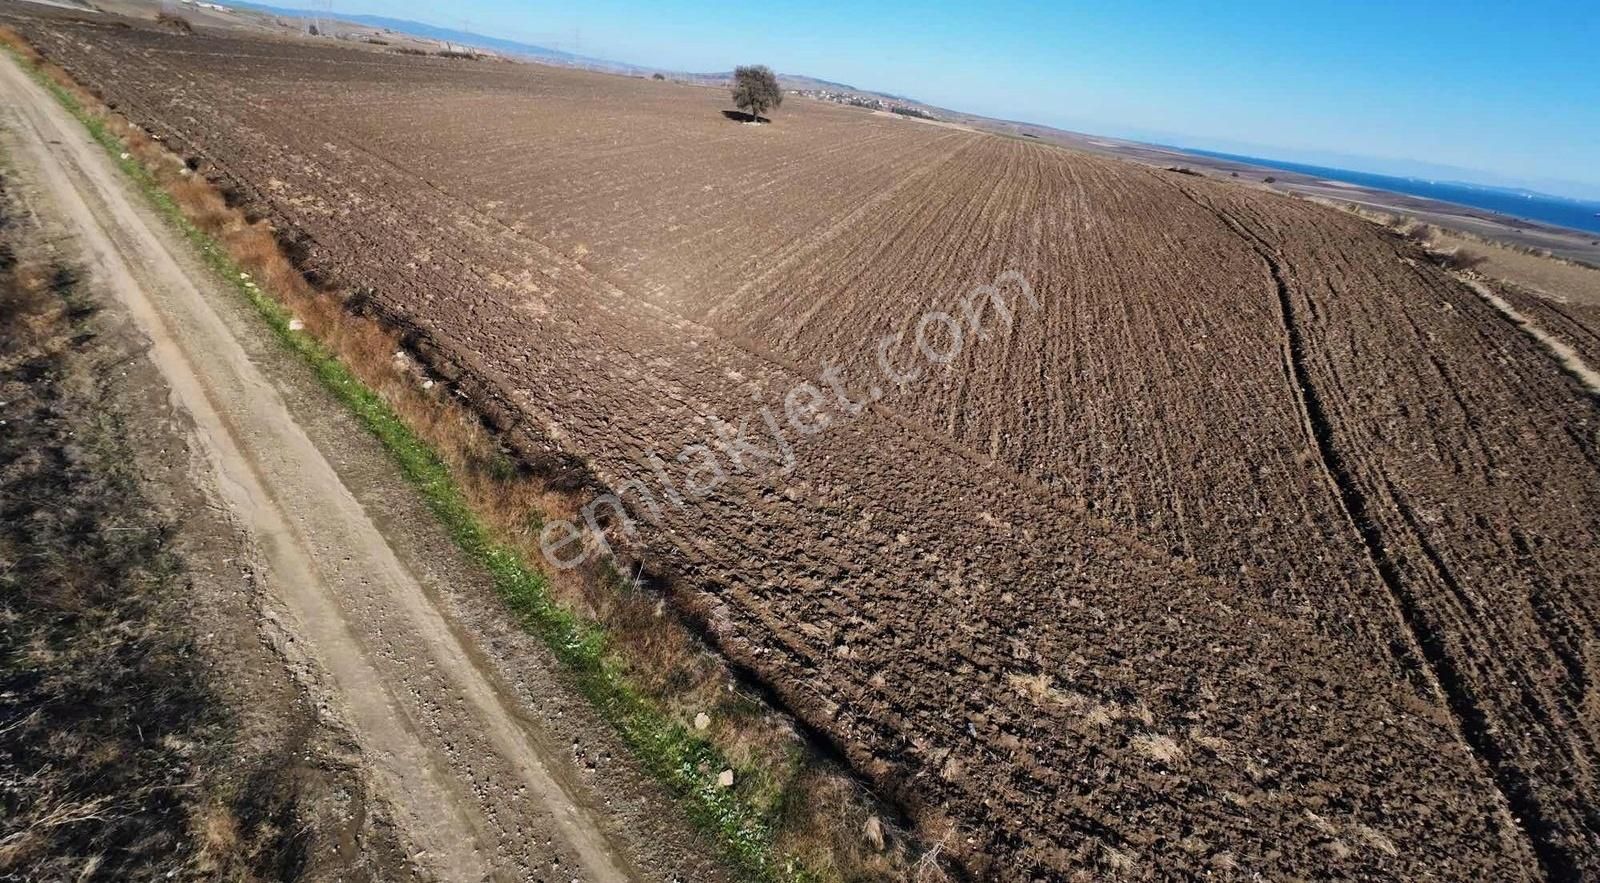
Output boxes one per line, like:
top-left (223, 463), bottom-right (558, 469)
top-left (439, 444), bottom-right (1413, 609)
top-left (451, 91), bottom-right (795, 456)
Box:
top-left (1169, 181), bottom-right (1569, 879)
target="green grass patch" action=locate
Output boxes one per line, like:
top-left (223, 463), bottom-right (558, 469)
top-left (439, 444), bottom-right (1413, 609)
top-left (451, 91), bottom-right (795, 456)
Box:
top-left (2, 44), bottom-right (818, 883)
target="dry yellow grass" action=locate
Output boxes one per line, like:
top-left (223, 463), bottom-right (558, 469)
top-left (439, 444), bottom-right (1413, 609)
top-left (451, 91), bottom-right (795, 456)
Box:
top-left (1336, 199), bottom-right (1600, 305)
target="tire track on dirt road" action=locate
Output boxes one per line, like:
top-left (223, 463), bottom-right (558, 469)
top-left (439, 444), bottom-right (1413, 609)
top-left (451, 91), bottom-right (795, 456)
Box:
top-left (0, 50), bottom-right (645, 883)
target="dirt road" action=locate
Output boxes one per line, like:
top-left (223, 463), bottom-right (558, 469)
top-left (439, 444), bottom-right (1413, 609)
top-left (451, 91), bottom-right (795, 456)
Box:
top-left (0, 48), bottom-right (719, 883)
top-left (1461, 275), bottom-right (1600, 395)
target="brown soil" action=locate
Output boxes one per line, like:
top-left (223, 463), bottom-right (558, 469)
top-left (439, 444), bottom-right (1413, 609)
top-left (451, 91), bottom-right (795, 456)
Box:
top-left (6, 8), bottom-right (1597, 880)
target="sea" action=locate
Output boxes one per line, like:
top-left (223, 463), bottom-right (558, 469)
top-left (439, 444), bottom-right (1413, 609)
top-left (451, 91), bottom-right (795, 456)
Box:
top-left (1177, 149), bottom-right (1600, 237)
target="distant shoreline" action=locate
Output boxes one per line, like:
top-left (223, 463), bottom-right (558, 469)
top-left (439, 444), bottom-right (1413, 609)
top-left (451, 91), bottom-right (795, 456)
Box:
top-left (1014, 129), bottom-right (1600, 266)
top-left (1174, 147), bottom-right (1600, 237)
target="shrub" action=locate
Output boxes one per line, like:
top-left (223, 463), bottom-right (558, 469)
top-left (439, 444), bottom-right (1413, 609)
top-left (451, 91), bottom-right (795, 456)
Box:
top-left (154, 12), bottom-right (193, 35)
top-left (1438, 247), bottom-right (1488, 271)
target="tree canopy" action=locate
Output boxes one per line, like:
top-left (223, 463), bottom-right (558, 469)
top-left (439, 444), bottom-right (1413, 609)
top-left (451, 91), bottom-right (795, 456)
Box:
top-left (731, 65), bottom-right (782, 122)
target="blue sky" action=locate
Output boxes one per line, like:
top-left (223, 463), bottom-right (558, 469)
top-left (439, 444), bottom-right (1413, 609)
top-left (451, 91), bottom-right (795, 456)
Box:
top-left (316, 1), bottom-right (1600, 199)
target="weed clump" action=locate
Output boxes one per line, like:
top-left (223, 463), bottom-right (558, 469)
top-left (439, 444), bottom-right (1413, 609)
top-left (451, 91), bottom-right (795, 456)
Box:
top-left (155, 12), bottom-right (194, 35)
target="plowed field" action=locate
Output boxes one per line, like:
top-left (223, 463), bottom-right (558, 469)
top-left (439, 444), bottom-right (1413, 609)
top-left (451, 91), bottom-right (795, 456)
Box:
top-left (13, 12), bottom-right (1597, 880)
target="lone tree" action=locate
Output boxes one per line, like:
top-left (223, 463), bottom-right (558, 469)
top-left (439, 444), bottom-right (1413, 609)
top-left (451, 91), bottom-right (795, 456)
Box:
top-left (731, 65), bottom-right (782, 122)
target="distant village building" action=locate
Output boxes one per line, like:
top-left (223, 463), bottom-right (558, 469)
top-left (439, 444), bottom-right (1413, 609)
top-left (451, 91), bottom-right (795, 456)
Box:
top-left (798, 89), bottom-right (938, 121)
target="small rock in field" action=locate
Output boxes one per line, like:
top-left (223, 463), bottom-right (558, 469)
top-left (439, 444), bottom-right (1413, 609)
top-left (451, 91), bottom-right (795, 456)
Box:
top-left (694, 712), bottom-right (710, 731)
top-left (716, 769), bottom-right (734, 788)
top-left (287, 318), bottom-right (305, 331)
top-left (864, 815), bottom-right (885, 851)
